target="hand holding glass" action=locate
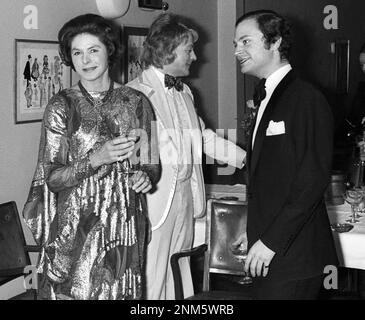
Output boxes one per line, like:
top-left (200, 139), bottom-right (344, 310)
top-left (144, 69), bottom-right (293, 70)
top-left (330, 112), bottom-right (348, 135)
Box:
top-left (231, 243), bottom-right (252, 285)
top-left (106, 113), bottom-right (139, 179)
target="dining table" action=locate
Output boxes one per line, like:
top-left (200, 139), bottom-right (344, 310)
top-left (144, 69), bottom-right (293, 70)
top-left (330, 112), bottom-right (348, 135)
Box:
top-left (326, 202), bottom-right (365, 271)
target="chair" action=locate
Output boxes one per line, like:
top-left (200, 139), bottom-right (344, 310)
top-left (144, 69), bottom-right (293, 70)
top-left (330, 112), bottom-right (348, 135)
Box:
top-left (0, 201), bottom-right (41, 300)
top-left (170, 199), bottom-right (253, 300)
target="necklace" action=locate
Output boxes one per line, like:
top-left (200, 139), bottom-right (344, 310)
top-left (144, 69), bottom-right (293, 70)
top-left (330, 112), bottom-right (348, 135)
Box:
top-left (78, 80), bottom-right (114, 107)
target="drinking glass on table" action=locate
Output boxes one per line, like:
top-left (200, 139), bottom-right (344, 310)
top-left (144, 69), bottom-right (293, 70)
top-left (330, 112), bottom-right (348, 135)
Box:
top-left (356, 136), bottom-right (365, 215)
top-left (231, 243), bottom-right (252, 285)
top-left (356, 186), bottom-right (365, 217)
top-left (344, 188), bottom-right (363, 223)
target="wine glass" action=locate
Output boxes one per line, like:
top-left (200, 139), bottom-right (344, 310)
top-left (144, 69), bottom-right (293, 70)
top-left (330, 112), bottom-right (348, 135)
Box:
top-left (355, 186), bottom-right (365, 217)
top-left (125, 127), bottom-right (141, 176)
top-left (357, 138), bottom-right (365, 214)
top-left (230, 243), bottom-right (252, 285)
top-left (106, 112), bottom-right (125, 172)
top-left (106, 112), bottom-right (139, 183)
top-left (344, 188), bottom-right (363, 223)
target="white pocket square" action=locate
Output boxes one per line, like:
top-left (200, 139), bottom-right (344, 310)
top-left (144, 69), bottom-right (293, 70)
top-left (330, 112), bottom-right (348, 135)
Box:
top-left (266, 120), bottom-right (285, 136)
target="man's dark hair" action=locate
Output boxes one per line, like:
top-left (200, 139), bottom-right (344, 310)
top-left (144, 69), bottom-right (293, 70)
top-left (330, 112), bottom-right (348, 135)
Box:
top-left (141, 13), bottom-right (198, 68)
top-left (58, 13), bottom-right (120, 71)
top-left (236, 10), bottom-right (292, 61)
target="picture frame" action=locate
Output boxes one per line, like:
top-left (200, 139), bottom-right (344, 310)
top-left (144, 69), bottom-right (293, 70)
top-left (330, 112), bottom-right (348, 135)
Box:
top-left (122, 26), bottom-right (149, 83)
top-left (14, 39), bottom-right (72, 124)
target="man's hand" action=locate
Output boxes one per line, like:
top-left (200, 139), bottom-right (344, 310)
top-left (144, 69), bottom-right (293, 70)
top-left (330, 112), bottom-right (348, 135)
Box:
top-left (244, 239), bottom-right (275, 277)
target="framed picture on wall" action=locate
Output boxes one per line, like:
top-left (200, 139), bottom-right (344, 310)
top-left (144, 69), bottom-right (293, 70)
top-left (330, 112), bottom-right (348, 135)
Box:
top-left (14, 39), bottom-right (72, 124)
top-left (122, 26), bottom-right (149, 83)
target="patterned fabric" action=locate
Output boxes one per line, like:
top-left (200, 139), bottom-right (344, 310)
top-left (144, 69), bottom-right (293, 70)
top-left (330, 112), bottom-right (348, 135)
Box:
top-left (22, 85), bottom-right (160, 300)
top-left (164, 74), bottom-right (183, 92)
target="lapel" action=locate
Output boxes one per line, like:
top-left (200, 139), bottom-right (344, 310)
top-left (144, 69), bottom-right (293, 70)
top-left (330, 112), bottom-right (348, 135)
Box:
top-left (249, 70), bottom-right (295, 177)
top-left (137, 68), bottom-right (179, 147)
top-left (180, 89), bottom-right (199, 129)
top-left (246, 109), bottom-right (258, 175)
top-left (180, 89), bottom-right (202, 161)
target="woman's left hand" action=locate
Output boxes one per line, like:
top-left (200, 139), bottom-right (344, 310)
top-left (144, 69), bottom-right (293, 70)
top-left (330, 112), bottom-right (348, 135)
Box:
top-left (130, 170), bottom-right (152, 193)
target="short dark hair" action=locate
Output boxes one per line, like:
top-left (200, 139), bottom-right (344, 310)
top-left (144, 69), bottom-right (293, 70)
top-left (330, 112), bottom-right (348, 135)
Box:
top-left (141, 13), bottom-right (198, 68)
top-left (58, 13), bottom-right (120, 71)
top-left (235, 10), bottom-right (292, 61)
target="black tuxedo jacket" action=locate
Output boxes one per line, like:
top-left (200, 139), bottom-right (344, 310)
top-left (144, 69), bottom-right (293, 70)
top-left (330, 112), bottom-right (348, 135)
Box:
top-left (246, 70), bottom-right (338, 281)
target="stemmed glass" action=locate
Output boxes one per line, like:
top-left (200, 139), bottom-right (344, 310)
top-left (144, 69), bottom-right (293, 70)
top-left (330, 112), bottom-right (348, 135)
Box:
top-left (106, 112), bottom-right (140, 184)
top-left (355, 186), bottom-right (365, 218)
top-left (344, 188), bottom-right (363, 223)
top-left (356, 136), bottom-right (365, 215)
top-left (231, 243), bottom-right (252, 285)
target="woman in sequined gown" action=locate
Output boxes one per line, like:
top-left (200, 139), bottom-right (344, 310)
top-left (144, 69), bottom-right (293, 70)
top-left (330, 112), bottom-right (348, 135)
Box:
top-left (22, 14), bottom-right (160, 300)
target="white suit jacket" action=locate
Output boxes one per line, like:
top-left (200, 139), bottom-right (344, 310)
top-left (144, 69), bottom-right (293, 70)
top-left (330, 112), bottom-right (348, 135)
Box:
top-left (127, 67), bottom-right (246, 231)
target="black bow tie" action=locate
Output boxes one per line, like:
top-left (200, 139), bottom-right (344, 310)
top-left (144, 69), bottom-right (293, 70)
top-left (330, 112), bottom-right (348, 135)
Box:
top-left (253, 78), bottom-right (267, 107)
top-left (164, 74), bottom-right (183, 92)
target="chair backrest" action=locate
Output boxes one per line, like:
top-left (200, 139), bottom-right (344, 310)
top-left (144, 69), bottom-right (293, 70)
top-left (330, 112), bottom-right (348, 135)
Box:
top-left (0, 201), bottom-right (30, 277)
top-left (203, 199), bottom-right (248, 289)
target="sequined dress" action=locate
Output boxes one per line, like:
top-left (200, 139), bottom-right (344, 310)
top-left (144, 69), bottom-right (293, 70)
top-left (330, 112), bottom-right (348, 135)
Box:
top-left (22, 85), bottom-right (160, 300)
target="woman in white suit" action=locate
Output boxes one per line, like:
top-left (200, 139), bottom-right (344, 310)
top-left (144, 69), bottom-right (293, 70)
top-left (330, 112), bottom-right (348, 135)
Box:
top-left (128, 13), bottom-right (246, 300)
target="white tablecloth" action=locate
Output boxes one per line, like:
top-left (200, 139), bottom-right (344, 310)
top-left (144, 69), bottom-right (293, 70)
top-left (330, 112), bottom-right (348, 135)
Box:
top-left (327, 203), bottom-right (365, 270)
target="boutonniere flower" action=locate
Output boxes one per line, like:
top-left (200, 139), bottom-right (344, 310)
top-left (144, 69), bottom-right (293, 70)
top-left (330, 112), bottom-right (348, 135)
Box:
top-left (240, 99), bottom-right (257, 146)
top-left (246, 99), bottom-right (256, 111)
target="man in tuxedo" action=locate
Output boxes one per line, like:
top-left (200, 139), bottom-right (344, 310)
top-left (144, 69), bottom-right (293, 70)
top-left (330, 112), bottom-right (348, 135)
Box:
top-left (128, 13), bottom-right (246, 300)
top-left (233, 10), bottom-right (338, 299)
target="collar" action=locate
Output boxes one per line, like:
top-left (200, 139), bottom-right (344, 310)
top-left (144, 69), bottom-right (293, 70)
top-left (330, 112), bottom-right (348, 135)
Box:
top-left (264, 64), bottom-right (292, 97)
top-left (152, 66), bottom-right (169, 93)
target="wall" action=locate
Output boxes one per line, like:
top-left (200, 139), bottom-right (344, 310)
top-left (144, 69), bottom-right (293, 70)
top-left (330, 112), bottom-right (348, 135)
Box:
top-left (217, 0), bottom-right (237, 131)
top-left (202, 0), bottom-right (246, 185)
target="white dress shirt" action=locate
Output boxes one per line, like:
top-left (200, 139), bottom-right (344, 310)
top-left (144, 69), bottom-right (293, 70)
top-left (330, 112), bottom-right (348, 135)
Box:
top-left (152, 66), bottom-right (193, 181)
top-left (252, 64), bottom-right (292, 148)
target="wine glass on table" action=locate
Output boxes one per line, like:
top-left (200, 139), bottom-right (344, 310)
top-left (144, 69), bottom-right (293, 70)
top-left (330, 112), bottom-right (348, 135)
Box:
top-left (344, 188), bottom-right (363, 223)
top-left (357, 136), bottom-right (365, 215)
top-left (355, 186), bottom-right (365, 218)
top-left (230, 243), bottom-right (252, 285)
